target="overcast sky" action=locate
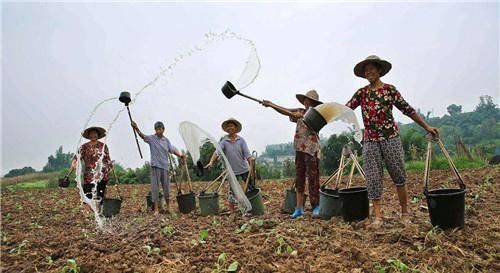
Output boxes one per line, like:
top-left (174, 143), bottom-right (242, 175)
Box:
top-left (2, 1), bottom-right (498, 175)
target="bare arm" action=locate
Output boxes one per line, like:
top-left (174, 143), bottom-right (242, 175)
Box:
top-left (261, 100), bottom-right (302, 119)
top-left (71, 158), bottom-right (77, 171)
top-left (205, 151), bottom-right (218, 168)
top-left (409, 112), bottom-right (440, 138)
top-left (131, 121), bottom-right (147, 140)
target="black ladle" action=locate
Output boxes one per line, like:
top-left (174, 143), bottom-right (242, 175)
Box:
top-left (221, 81), bottom-right (262, 103)
top-left (119, 91), bottom-right (143, 159)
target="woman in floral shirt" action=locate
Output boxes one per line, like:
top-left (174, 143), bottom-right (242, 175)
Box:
top-left (347, 55), bottom-right (439, 228)
top-left (71, 126), bottom-right (112, 211)
top-left (262, 90), bottom-right (323, 219)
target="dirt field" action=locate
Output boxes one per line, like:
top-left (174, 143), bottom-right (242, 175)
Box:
top-left (1, 166), bottom-right (499, 273)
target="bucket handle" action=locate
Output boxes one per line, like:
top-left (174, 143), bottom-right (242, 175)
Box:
top-left (168, 154), bottom-right (182, 194)
top-left (201, 170), bottom-right (227, 193)
top-left (181, 158), bottom-right (193, 193)
top-left (322, 144), bottom-right (365, 190)
top-left (111, 167), bottom-right (122, 200)
top-left (215, 173), bottom-right (228, 193)
top-left (423, 136), bottom-right (466, 195)
top-left (321, 160), bottom-right (344, 189)
top-left (244, 151), bottom-right (258, 192)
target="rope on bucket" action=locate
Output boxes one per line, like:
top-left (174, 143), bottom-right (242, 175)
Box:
top-left (423, 136), bottom-right (466, 194)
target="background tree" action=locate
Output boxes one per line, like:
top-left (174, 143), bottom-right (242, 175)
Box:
top-left (4, 166), bottom-right (36, 178)
top-left (447, 104), bottom-right (462, 116)
top-left (320, 133), bottom-right (361, 175)
top-left (42, 146), bottom-right (74, 173)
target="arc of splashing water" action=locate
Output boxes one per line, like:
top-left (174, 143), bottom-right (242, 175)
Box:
top-left (75, 30), bottom-right (261, 227)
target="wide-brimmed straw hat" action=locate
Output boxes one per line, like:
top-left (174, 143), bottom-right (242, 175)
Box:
top-left (82, 126), bottom-right (106, 139)
top-left (354, 55), bottom-right (392, 78)
top-left (221, 118), bottom-right (242, 133)
top-left (296, 90), bottom-right (323, 106)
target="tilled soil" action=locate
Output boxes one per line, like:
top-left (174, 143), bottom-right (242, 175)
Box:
top-left (1, 166), bottom-right (499, 273)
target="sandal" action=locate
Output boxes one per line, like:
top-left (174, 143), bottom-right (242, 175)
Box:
top-left (367, 217), bottom-right (383, 229)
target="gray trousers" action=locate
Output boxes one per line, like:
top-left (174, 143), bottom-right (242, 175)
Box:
top-left (363, 136), bottom-right (407, 200)
top-left (151, 167), bottom-right (169, 202)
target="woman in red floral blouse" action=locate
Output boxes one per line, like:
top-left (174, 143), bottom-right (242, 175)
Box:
top-left (347, 55), bottom-right (439, 228)
top-left (71, 126), bottom-right (112, 211)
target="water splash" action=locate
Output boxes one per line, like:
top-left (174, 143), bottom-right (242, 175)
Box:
top-left (178, 121), bottom-right (252, 212)
top-left (75, 30), bottom-right (261, 228)
top-left (315, 102), bottom-right (363, 143)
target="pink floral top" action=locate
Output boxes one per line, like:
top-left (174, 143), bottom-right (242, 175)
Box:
top-left (290, 108), bottom-right (321, 158)
top-left (77, 141), bottom-right (111, 184)
top-left (346, 84), bottom-right (416, 142)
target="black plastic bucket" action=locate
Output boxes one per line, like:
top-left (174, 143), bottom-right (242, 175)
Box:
top-left (303, 107), bottom-right (327, 134)
top-left (198, 192), bottom-right (219, 216)
top-left (425, 188), bottom-right (465, 230)
top-left (176, 192), bottom-right (196, 214)
top-left (221, 81), bottom-right (238, 99)
top-left (58, 177), bottom-right (70, 188)
top-left (281, 189), bottom-right (307, 214)
top-left (102, 198), bottom-right (122, 217)
top-left (339, 187), bottom-right (369, 222)
top-left (245, 188), bottom-right (264, 215)
top-left (146, 191), bottom-right (163, 211)
top-left (319, 188), bottom-right (341, 220)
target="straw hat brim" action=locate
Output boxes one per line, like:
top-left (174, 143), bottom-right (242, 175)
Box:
top-left (296, 94), bottom-right (323, 106)
top-left (354, 59), bottom-right (392, 78)
top-left (82, 126), bottom-right (106, 139)
top-left (221, 119), bottom-right (242, 133)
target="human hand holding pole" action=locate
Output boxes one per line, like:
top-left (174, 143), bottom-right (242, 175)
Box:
top-left (119, 91), bottom-right (143, 159)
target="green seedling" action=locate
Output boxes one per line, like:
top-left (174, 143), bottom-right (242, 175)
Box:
top-left (170, 212), bottom-right (178, 219)
top-left (30, 222), bottom-right (43, 229)
top-left (161, 225), bottom-right (174, 235)
top-left (211, 216), bottom-right (219, 227)
top-left (484, 175), bottom-right (492, 186)
top-left (386, 258), bottom-right (409, 272)
top-left (212, 252), bottom-right (239, 273)
top-left (236, 219), bottom-right (264, 234)
top-left (191, 229), bottom-right (209, 245)
top-left (275, 235), bottom-right (297, 256)
top-left (45, 256), bottom-right (53, 265)
top-left (143, 245), bottom-right (161, 258)
top-left (9, 240), bottom-right (28, 255)
top-left (374, 264), bottom-right (386, 273)
top-left (60, 259), bottom-right (80, 273)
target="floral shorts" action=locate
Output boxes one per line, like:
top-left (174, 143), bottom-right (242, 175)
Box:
top-left (363, 137), bottom-right (407, 200)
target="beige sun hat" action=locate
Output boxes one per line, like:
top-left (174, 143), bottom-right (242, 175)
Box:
top-left (221, 118), bottom-right (242, 133)
top-left (353, 55), bottom-right (392, 78)
top-left (82, 126), bottom-right (106, 139)
top-left (296, 90), bottom-right (323, 106)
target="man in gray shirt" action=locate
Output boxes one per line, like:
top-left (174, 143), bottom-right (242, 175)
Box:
top-left (206, 118), bottom-right (254, 211)
top-left (132, 120), bottom-right (185, 215)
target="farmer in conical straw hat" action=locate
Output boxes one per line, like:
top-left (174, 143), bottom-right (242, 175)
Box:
top-left (206, 118), bottom-right (255, 212)
top-left (71, 126), bottom-right (112, 213)
top-left (131, 120), bottom-right (185, 215)
top-left (261, 90), bottom-right (323, 219)
top-left (346, 55), bottom-right (439, 229)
